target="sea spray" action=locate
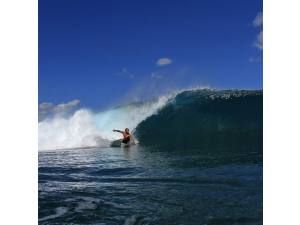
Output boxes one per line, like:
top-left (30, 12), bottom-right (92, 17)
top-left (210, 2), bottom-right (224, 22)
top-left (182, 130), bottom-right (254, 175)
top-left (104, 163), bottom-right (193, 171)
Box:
top-left (38, 94), bottom-right (173, 150)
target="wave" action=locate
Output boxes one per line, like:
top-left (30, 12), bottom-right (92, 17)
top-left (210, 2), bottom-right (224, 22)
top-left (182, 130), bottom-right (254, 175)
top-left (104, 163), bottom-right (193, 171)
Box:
top-left (38, 94), bottom-right (173, 150)
top-left (39, 89), bottom-right (262, 151)
top-left (135, 89), bottom-right (263, 151)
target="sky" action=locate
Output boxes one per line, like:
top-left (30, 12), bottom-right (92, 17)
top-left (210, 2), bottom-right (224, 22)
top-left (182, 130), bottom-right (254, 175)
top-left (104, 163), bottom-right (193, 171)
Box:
top-left (39, 0), bottom-right (262, 110)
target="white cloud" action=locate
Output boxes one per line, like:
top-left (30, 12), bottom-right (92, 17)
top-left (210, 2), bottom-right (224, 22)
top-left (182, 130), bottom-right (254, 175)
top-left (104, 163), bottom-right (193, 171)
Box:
top-left (150, 72), bottom-right (164, 79)
top-left (252, 12), bottom-right (263, 50)
top-left (116, 67), bottom-right (135, 79)
top-left (39, 99), bottom-right (80, 120)
top-left (254, 30), bottom-right (263, 50)
top-left (248, 56), bottom-right (261, 63)
top-left (156, 57), bottom-right (172, 66)
top-left (54, 99), bottom-right (80, 112)
top-left (253, 12), bottom-right (263, 27)
top-left (39, 102), bottom-right (54, 110)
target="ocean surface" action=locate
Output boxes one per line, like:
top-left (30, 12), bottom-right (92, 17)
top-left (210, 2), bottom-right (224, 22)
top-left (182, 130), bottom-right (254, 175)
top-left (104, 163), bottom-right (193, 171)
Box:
top-left (39, 89), bottom-right (263, 225)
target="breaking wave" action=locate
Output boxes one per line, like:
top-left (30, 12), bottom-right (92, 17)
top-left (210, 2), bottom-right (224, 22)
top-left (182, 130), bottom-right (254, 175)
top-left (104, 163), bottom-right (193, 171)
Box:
top-left (38, 94), bottom-right (173, 150)
top-left (39, 89), bottom-right (262, 151)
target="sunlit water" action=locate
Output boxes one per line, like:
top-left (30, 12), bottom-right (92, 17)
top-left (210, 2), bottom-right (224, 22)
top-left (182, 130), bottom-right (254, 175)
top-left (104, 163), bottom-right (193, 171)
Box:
top-left (39, 146), bottom-right (262, 225)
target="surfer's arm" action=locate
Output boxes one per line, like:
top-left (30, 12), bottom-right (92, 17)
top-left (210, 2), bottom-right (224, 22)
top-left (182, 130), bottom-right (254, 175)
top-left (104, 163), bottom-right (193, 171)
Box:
top-left (113, 129), bottom-right (124, 133)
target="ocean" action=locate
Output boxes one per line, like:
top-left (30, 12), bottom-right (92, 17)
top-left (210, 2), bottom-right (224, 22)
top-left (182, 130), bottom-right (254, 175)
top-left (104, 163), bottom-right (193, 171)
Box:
top-left (39, 89), bottom-right (263, 225)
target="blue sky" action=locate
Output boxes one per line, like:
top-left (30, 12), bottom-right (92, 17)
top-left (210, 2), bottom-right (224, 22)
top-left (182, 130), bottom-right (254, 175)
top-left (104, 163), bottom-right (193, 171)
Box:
top-left (39, 0), bottom-right (262, 109)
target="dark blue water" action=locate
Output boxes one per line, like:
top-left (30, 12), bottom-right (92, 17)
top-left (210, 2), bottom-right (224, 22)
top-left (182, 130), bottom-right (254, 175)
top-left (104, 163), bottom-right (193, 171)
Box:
top-left (39, 145), bottom-right (262, 225)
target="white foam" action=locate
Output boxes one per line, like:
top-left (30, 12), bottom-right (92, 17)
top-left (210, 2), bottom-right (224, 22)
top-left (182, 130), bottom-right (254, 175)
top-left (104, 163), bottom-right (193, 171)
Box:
top-left (75, 201), bottom-right (98, 212)
top-left (39, 207), bottom-right (68, 222)
top-left (39, 94), bottom-right (173, 151)
top-left (124, 215), bottom-right (138, 225)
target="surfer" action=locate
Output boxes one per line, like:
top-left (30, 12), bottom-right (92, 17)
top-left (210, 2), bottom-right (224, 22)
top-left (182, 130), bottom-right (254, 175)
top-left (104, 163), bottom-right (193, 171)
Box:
top-left (113, 128), bottom-right (136, 144)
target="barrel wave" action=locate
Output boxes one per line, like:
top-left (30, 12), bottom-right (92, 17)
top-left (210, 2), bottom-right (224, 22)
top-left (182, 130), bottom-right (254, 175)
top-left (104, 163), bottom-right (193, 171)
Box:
top-left (135, 89), bottom-right (262, 154)
top-left (39, 89), bottom-right (262, 154)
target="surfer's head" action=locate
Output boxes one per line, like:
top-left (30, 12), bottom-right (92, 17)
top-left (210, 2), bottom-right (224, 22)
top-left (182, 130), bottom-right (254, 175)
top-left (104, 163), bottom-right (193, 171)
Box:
top-left (125, 128), bottom-right (129, 134)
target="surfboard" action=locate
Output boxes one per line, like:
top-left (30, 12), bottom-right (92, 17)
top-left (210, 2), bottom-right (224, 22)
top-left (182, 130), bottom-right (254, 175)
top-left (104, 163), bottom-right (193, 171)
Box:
top-left (110, 139), bottom-right (123, 147)
top-left (110, 139), bottom-right (135, 148)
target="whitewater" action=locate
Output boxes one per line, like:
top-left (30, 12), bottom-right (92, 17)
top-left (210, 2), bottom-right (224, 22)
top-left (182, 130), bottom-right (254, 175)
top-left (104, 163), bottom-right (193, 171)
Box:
top-left (38, 93), bottom-right (174, 150)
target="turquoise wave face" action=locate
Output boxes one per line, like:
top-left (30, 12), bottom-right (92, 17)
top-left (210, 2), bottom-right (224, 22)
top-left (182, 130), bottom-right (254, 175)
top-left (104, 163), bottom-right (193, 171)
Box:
top-left (135, 89), bottom-right (263, 155)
